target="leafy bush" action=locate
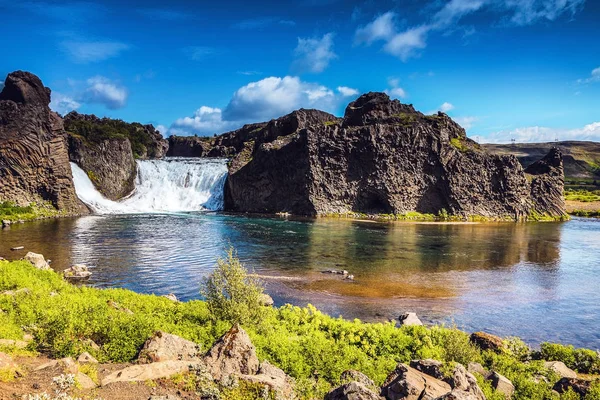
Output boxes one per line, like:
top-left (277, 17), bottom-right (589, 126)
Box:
top-left (200, 247), bottom-right (264, 325)
top-left (541, 342), bottom-right (600, 374)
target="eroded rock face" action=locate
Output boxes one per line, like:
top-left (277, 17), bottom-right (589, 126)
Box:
top-left (218, 93), bottom-right (566, 219)
top-left (68, 133), bottom-right (136, 200)
top-left (0, 71), bottom-right (83, 212)
top-left (525, 147), bottom-right (567, 218)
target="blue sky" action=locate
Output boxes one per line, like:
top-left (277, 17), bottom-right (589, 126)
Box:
top-left (0, 0), bottom-right (599, 143)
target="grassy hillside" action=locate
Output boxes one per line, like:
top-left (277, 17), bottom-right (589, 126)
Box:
top-left (483, 141), bottom-right (600, 189)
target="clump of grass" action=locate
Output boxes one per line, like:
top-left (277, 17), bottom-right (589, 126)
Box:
top-left (565, 189), bottom-right (600, 202)
top-left (0, 201), bottom-right (63, 223)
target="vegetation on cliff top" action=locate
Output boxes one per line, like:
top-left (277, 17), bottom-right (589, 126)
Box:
top-left (0, 201), bottom-right (65, 223)
top-left (65, 115), bottom-right (159, 159)
top-left (1, 255), bottom-right (599, 398)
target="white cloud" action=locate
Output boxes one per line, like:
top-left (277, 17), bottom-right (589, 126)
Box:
top-left (355, 0), bottom-right (584, 61)
top-left (385, 77), bottom-right (407, 99)
top-left (454, 116), bottom-right (477, 130)
top-left (384, 26), bottom-right (429, 61)
top-left (483, 121), bottom-right (600, 143)
top-left (354, 12), bottom-right (396, 45)
top-left (503, 0), bottom-right (585, 26)
top-left (169, 76), bottom-right (350, 136)
top-left (337, 86), bottom-right (359, 97)
top-left (293, 33), bottom-right (337, 73)
top-left (49, 92), bottom-right (81, 115)
top-left (183, 46), bottom-right (219, 61)
top-left (577, 66), bottom-right (600, 84)
top-left (60, 40), bottom-right (129, 63)
top-left (155, 125), bottom-right (168, 136)
top-left (439, 102), bottom-right (455, 112)
top-left (82, 76), bottom-right (128, 109)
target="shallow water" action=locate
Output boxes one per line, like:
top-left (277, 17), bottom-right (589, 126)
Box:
top-left (1, 214), bottom-right (599, 349)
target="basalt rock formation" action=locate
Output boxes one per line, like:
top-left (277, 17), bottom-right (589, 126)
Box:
top-left (0, 71), bottom-right (84, 213)
top-left (216, 92), bottom-right (566, 219)
top-left (65, 111), bottom-right (168, 200)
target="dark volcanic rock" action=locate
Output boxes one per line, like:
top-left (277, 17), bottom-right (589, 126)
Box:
top-left (68, 134), bottom-right (136, 200)
top-left (220, 93), bottom-right (566, 219)
top-left (525, 147), bottom-right (567, 218)
top-left (167, 135), bottom-right (214, 157)
top-left (0, 71), bottom-right (84, 213)
top-left (64, 111), bottom-right (168, 200)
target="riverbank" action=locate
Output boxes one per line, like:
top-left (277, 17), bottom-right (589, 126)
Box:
top-left (1, 258), bottom-right (599, 399)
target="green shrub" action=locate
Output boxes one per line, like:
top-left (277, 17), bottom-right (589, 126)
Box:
top-left (541, 342), bottom-right (600, 374)
top-left (200, 248), bottom-right (264, 325)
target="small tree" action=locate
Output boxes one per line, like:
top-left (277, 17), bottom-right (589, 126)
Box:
top-left (200, 247), bottom-right (264, 325)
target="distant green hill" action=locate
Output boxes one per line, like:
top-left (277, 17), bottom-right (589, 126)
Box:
top-left (483, 141), bottom-right (600, 188)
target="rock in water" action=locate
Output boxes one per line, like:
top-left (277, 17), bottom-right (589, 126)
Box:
top-left (63, 264), bottom-right (92, 281)
top-left (0, 71), bottom-right (84, 213)
top-left (208, 92), bottom-right (566, 219)
top-left (138, 331), bottom-right (202, 364)
top-left (399, 312), bottom-right (423, 326)
top-left (23, 252), bottom-right (50, 270)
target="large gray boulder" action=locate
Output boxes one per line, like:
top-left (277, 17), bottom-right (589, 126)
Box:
top-left (382, 363), bottom-right (451, 400)
top-left (544, 361), bottom-right (577, 379)
top-left (487, 371), bottom-right (514, 398)
top-left (138, 331), bottom-right (202, 364)
top-left (325, 381), bottom-right (384, 400)
top-left (203, 324), bottom-right (260, 380)
top-left (23, 252), bottom-right (50, 270)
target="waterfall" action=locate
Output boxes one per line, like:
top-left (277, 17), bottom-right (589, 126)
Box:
top-left (70, 158), bottom-right (228, 214)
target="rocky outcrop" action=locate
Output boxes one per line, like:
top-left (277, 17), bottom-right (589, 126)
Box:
top-left (325, 381), bottom-right (384, 400)
top-left (0, 71), bottom-right (83, 213)
top-left (218, 93), bottom-right (566, 219)
top-left (381, 363), bottom-right (452, 400)
top-left (203, 324), bottom-right (259, 380)
top-left (68, 132), bottom-right (136, 200)
top-left (470, 332), bottom-right (505, 353)
top-left (167, 135), bottom-right (215, 157)
top-left (525, 147), bottom-right (566, 218)
top-left (65, 111), bottom-right (168, 200)
top-left (138, 331), bottom-right (202, 364)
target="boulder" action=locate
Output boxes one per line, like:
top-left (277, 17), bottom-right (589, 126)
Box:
top-left (325, 381), bottom-right (384, 400)
top-left (447, 364), bottom-right (486, 400)
top-left (241, 360), bottom-right (296, 399)
top-left (381, 363), bottom-right (451, 400)
top-left (0, 71), bottom-right (85, 214)
top-left (0, 339), bottom-right (29, 348)
top-left (23, 252), bottom-right (50, 270)
top-left (0, 352), bottom-right (17, 369)
top-left (467, 363), bottom-right (487, 377)
top-left (101, 360), bottom-right (202, 386)
top-left (487, 371), bottom-right (514, 398)
top-left (77, 352), bottom-right (98, 364)
top-left (409, 359), bottom-right (444, 380)
top-left (340, 370), bottom-right (376, 388)
top-left (203, 324), bottom-right (259, 380)
top-left (553, 377), bottom-right (592, 397)
top-left (162, 293), bottom-right (178, 302)
top-left (76, 371), bottom-right (97, 389)
top-left (544, 361), bottom-right (577, 379)
top-left (258, 293), bottom-right (275, 306)
top-left (470, 332), bottom-right (504, 352)
top-left (399, 313), bottom-right (423, 327)
top-left (63, 264), bottom-right (92, 281)
top-left (138, 331), bottom-right (202, 364)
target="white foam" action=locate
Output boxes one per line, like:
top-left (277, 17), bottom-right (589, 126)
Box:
top-left (70, 158), bottom-right (228, 214)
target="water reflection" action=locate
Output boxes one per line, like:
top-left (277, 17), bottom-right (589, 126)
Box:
top-left (2, 215), bottom-right (599, 348)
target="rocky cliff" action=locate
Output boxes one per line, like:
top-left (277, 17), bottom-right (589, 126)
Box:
top-left (219, 93), bottom-right (566, 220)
top-left (65, 111), bottom-right (168, 200)
top-left (0, 71), bottom-right (84, 213)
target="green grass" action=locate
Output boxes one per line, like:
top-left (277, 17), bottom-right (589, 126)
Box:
top-left (565, 189), bottom-right (600, 202)
top-left (450, 137), bottom-right (470, 152)
top-left (1, 260), bottom-right (600, 398)
top-left (0, 201), bottom-right (64, 223)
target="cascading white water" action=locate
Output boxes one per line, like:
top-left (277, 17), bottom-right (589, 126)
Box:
top-left (70, 158), bottom-right (228, 214)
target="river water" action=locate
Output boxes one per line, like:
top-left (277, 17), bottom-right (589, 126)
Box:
top-left (1, 214), bottom-right (599, 349)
